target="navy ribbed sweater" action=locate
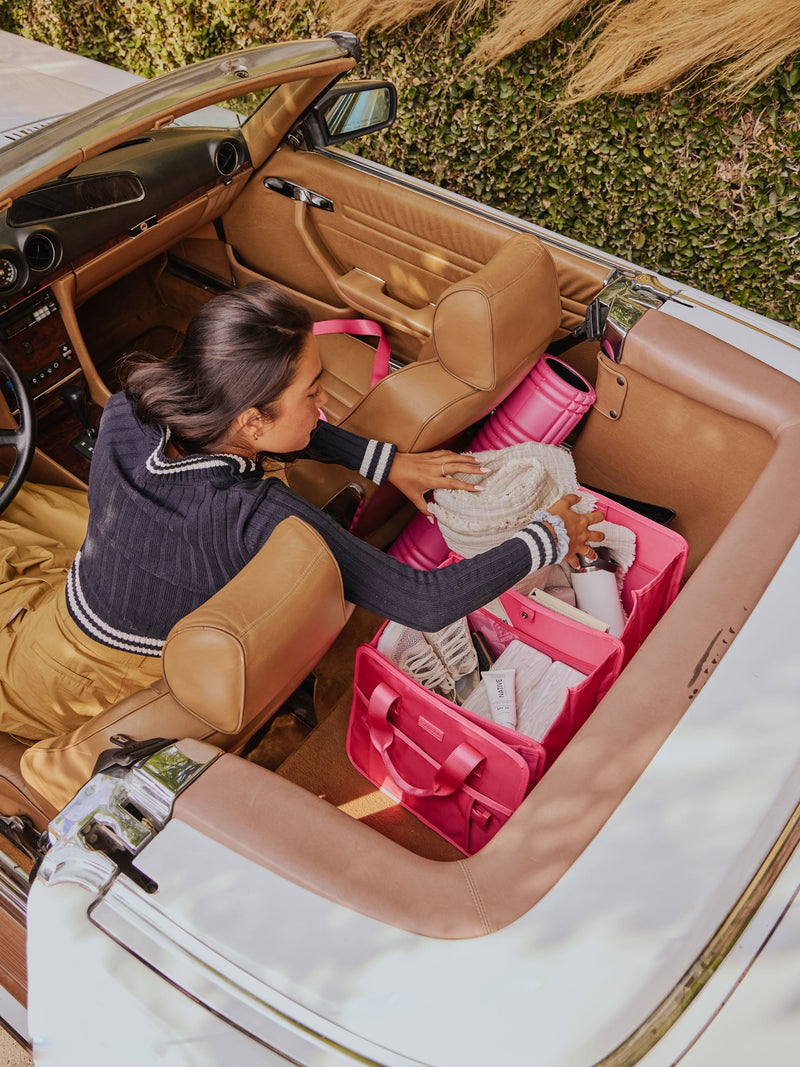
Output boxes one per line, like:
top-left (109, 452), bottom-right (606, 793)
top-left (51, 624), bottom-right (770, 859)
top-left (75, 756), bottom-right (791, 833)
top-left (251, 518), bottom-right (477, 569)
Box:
top-left (66, 393), bottom-right (559, 656)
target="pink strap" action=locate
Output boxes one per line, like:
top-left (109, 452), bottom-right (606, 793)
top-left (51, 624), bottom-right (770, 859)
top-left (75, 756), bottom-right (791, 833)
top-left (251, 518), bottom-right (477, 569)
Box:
top-left (313, 318), bottom-right (391, 389)
top-left (367, 682), bottom-right (484, 797)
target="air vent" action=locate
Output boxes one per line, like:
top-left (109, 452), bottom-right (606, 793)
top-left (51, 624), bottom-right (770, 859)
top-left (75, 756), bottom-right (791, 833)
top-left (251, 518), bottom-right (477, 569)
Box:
top-left (214, 140), bottom-right (241, 176)
top-left (24, 232), bottom-right (60, 273)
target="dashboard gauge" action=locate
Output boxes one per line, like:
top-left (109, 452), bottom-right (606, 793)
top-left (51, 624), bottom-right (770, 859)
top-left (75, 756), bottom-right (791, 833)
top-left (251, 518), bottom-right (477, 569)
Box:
top-left (0, 255), bottom-right (19, 291)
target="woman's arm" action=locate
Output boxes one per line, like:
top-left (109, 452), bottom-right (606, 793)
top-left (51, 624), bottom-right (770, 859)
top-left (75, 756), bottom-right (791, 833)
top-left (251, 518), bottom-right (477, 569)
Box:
top-left (252, 482), bottom-right (601, 633)
top-left (306, 421), bottom-right (397, 484)
top-left (308, 422), bottom-right (486, 506)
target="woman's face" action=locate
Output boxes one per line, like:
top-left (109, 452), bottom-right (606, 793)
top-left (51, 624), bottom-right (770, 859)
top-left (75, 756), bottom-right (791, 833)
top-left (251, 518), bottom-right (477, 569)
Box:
top-left (257, 333), bottom-right (328, 454)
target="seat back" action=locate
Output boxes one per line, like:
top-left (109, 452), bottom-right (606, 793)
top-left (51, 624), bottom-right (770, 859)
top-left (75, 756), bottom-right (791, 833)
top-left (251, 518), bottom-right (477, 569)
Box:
top-left (331, 233), bottom-right (561, 451)
top-left (288, 234), bottom-right (561, 529)
top-left (19, 517), bottom-right (350, 813)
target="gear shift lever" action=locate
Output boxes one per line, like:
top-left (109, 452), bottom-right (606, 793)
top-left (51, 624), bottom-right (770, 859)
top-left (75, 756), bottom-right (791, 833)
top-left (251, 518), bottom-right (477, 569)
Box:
top-left (59, 382), bottom-right (97, 460)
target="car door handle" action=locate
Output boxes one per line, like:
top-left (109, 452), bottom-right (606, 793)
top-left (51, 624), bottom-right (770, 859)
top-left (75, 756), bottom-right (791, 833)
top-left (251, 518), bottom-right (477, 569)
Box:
top-left (263, 176), bottom-right (334, 211)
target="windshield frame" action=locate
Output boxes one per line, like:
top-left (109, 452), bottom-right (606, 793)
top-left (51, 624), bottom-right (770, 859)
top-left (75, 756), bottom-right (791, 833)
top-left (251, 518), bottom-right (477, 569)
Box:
top-left (0, 37), bottom-right (356, 208)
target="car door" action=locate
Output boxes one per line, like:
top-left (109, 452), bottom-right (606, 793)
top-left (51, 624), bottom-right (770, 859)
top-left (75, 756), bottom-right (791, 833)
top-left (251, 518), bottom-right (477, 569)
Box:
top-left (220, 135), bottom-right (610, 367)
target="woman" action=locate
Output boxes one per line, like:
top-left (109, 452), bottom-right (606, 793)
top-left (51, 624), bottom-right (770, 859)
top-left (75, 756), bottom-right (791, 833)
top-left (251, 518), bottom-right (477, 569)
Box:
top-left (0, 281), bottom-right (602, 740)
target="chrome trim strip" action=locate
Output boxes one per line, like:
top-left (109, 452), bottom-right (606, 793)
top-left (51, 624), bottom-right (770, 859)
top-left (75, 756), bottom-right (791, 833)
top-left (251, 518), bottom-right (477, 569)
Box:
top-left (597, 796), bottom-right (800, 1065)
top-left (680, 296), bottom-right (800, 356)
top-left (0, 850), bottom-right (29, 925)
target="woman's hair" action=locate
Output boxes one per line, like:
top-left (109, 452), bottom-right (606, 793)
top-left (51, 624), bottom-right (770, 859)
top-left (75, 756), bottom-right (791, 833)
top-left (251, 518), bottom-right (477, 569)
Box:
top-left (120, 281), bottom-right (312, 453)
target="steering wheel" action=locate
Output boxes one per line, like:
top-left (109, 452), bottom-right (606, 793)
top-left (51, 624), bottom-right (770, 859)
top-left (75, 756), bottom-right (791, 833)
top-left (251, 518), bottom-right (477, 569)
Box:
top-left (0, 346), bottom-right (37, 514)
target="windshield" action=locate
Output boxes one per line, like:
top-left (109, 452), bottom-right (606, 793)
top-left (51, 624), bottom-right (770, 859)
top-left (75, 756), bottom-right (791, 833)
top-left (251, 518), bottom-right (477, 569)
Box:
top-left (172, 86), bottom-right (280, 129)
top-left (0, 38), bottom-right (352, 203)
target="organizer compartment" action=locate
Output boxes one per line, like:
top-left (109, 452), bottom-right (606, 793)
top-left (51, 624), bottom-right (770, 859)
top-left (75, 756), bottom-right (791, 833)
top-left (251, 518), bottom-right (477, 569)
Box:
top-left (501, 490), bottom-right (689, 666)
top-left (467, 604), bottom-right (624, 767)
top-left (348, 606), bottom-right (625, 853)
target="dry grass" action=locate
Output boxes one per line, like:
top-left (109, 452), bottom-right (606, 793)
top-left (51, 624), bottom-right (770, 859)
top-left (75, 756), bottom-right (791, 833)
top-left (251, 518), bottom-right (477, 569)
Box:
top-left (329, 0), bottom-right (800, 99)
top-left (564, 0), bottom-right (800, 100)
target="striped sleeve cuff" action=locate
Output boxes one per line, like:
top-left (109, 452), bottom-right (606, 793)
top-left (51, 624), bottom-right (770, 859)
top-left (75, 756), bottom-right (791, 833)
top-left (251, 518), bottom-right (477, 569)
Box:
top-left (359, 440), bottom-right (397, 485)
top-left (513, 511), bottom-right (568, 572)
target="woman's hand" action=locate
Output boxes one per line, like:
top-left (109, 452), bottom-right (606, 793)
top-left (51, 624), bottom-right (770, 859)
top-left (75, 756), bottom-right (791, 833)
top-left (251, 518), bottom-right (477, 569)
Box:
top-left (387, 450), bottom-right (487, 514)
top-left (545, 494), bottom-right (605, 568)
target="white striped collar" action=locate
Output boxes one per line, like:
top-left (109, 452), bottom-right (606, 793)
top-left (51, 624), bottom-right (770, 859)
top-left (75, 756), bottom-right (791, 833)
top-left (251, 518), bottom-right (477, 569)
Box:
top-left (145, 426), bottom-right (258, 477)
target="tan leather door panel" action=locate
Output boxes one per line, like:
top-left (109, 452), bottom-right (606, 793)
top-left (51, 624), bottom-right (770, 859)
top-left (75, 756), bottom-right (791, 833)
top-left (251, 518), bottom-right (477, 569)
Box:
top-left (221, 146), bottom-right (608, 346)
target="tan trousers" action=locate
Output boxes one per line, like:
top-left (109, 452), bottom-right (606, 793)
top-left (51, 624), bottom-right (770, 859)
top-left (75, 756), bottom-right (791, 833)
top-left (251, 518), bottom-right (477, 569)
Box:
top-left (0, 481), bottom-right (161, 741)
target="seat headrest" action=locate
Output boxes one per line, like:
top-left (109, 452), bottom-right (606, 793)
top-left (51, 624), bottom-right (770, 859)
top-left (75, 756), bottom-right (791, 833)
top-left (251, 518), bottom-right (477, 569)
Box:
top-left (433, 234), bottom-right (561, 390)
top-left (162, 517), bottom-right (348, 733)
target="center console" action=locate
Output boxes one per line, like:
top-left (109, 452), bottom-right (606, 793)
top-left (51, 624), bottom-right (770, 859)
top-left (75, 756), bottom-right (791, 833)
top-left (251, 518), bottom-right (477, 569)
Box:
top-left (0, 289), bottom-right (77, 403)
top-left (0, 288), bottom-right (99, 482)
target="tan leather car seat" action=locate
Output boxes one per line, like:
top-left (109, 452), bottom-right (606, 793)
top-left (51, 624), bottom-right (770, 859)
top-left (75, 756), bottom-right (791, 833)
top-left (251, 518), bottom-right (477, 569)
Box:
top-left (317, 232), bottom-right (562, 450)
top-left (5, 517), bottom-right (349, 818)
top-left (288, 234), bottom-right (562, 529)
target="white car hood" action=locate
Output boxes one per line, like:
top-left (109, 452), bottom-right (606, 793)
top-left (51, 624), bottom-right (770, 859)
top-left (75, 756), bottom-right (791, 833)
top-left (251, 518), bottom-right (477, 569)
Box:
top-left (0, 30), bottom-right (142, 142)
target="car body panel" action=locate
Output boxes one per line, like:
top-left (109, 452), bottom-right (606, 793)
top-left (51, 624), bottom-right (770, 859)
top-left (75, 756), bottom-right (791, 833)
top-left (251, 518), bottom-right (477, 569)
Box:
top-left (26, 522), bottom-right (800, 1065)
top-left (0, 30), bottom-right (143, 143)
top-left (1, 30), bottom-right (798, 1067)
top-left (26, 880), bottom-right (276, 1066)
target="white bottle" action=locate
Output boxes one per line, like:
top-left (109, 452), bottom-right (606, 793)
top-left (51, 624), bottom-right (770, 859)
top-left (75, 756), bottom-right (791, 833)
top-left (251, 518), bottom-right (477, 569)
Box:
top-left (570, 550), bottom-right (626, 637)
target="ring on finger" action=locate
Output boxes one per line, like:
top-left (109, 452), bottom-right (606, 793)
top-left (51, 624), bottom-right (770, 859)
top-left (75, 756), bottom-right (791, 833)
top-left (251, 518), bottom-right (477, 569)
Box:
top-left (441, 462), bottom-right (447, 477)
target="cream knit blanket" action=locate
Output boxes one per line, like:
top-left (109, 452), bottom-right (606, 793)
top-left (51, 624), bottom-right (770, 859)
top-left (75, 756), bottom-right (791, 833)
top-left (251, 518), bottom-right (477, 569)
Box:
top-left (429, 441), bottom-right (636, 574)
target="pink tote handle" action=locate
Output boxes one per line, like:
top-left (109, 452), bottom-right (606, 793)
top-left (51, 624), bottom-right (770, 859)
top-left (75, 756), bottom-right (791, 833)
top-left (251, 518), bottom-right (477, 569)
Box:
top-left (367, 683), bottom-right (484, 797)
top-left (313, 318), bottom-right (391, 388)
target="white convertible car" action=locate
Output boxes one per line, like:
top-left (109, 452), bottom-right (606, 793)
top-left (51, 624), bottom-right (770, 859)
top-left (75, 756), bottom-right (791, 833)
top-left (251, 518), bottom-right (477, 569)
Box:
top-left (0, 28), bottom-right (799, 1067)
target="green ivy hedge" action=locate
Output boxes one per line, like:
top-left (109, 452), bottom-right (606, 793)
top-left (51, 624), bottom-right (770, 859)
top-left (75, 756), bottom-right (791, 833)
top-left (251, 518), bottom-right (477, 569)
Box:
top-left (2, 1), bottom-right (798, 324)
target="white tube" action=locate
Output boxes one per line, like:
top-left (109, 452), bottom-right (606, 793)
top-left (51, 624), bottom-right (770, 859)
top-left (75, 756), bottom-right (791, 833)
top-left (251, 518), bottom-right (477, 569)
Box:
top-left (482, 669), bottom-right (517, 729)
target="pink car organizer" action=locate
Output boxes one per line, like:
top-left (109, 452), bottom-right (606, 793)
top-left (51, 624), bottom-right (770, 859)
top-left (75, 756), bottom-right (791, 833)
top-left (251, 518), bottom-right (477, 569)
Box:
top-left (389, 355), bottom-right (596, 569)
top-left (348, 602), bottom-right (625, 853)
top-left (500, 490), bottom-right (689, 666)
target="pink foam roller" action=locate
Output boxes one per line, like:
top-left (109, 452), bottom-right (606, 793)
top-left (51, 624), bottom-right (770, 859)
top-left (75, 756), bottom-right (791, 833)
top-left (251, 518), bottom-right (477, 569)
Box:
top-left (388, 357), bottom-right (594, 569)
top-left (388, 511), bottom-right (450, 569)
top-left (470, 355), bottom-right (596, 451)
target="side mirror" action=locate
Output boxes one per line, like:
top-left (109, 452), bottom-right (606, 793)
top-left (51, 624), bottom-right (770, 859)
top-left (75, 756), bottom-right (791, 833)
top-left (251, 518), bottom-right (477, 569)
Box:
top-left (300, 81), bottom-right (397, 147)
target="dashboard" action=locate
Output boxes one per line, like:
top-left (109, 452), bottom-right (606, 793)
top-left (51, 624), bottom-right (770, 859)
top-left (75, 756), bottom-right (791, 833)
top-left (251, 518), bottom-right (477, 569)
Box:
top-left (0, 126), bottom-right (250, 307)
top-left (0, 125), bottom-right (251, 408)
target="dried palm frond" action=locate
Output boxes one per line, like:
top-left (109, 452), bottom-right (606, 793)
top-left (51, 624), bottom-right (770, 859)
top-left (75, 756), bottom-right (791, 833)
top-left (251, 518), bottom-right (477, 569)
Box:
top-left (564, 0), bottom-right (800, 99)
top-left (471, 0), bottom-right (593, 65)
top-left (327, 0), bottom-right (800, 99)
top-left (328, 0), bottom-right (467, 35)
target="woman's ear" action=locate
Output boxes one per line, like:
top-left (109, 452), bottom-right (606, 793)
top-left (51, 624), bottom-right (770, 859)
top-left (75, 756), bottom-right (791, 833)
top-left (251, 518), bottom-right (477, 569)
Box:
top-left (228, 407), bottom-right (264, 450)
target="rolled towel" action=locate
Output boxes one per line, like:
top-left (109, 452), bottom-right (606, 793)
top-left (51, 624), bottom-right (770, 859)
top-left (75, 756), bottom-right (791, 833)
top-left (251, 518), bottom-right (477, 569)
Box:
top-left (462, 640), bottom-right (552, 721)
top-left (516, 660), bottom-right (585, 741)
top-left (429, 441), bottom-right (636, 577)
